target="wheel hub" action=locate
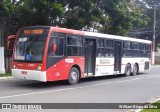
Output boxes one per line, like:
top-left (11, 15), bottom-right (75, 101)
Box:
top-left (71, 72), bottom-right (77, 81)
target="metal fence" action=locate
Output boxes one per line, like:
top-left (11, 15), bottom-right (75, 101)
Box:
top-left (155, 56), bottom-right (160, 64)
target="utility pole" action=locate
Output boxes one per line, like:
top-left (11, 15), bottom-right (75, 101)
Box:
top-left (0, 24), bottom-right (1, 47)
top-left (152, 5), bottom-right (157, 65)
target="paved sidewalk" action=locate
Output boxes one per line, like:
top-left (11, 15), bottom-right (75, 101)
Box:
top-left (151, 65), bottom-right (160, 67)
top-left (0, 76), bottom-right (13, 80)
top-left (135, 96), bottom-right (160, 112)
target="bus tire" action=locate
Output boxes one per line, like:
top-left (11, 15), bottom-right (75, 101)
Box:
top-left (68, 67), bottom-right (80, 85)
top-left (124, 64), bottom-right (131, 76)
top-left (132, 64), bottom-right (138, 76)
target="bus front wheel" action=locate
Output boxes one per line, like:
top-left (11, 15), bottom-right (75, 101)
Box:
top-left (124, 64), bottom-right (131, 76)
top-left (68, 67), bottom-right (80, 85)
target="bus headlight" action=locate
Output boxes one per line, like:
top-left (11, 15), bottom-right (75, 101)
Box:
top-left (36, 64), bottom-right (42, 71)
top-left (13, 65), bottom-right (17, 69)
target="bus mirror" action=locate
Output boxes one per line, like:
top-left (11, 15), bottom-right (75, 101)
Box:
top-left (7, 35), bottom-right (16, 50)
top-left (52, 43), bottom-right (57, 52)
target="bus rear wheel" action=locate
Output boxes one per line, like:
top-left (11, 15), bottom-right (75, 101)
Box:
top-left (132, 64), bottom-right (138, 76)
top-left (124, 64), bottom-right (131, 76)
top-left (68, 67), bottom-right (80, 85)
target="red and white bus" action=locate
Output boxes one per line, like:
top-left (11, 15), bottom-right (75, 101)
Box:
top-left (7, 26), bottom-right (152, 84)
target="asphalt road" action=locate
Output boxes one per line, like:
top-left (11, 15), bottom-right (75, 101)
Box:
top-left (0, 66), bottom-right (160, 112)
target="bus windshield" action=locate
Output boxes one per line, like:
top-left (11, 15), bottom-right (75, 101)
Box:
top-left (14, 28), bottom-right (48, 62)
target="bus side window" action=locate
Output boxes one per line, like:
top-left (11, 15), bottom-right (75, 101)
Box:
top-left (146, 44), bottom-right (151, 58)
top-left (105, 39), bottom-right (114, 57)
top-left (48, 37), bottom-right (64, 56)
top-left (132, 42), bottom-right (140, 57)
top-left (97, 39), bottom-right (104, 57)
top-left (67, 35), bottom-right (83, 56)
top-left (140, 44), bottom-right (146, 57)
top-left (53, 37), bottom-right (64, 56)
top-left (123, 41), bottom-right (132, 57)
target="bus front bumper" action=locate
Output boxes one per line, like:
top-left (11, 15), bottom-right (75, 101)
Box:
top-left (12, 69), bottom-right (47, 82)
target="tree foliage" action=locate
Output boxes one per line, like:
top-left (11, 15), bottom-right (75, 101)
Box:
top-left (0, 0), bottom-right (147, 36)
top-left (99, 0), bottom-right (146, 35)
top-left (144, 0), bottom-right (160, 46)
top-left (134, 0), bottom-right (160, 48)
top-left (0, 0), bottom-right (14, 24)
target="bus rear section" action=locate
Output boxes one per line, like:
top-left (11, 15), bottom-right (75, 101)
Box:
top-left (84, 32), bottom-right (152, 77)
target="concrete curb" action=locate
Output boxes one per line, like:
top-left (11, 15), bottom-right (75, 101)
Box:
top-left (0, 76), bottom-right (13, 80)
top-left (134, 96), bottom-right (160, 112)
top-left (151, 66), bottom-right (160, 67)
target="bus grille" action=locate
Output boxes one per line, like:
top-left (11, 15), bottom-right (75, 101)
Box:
top-left (144, 61), bottom-right (149, 70)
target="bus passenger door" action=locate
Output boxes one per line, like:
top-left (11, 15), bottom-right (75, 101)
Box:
top-left (84, 39), bottom-right (96, 75)
top-left (114, 41), bottom-right (122, 73)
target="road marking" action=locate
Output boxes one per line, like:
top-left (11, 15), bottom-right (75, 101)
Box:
top-left (0, 75), bottom-right (160, 99)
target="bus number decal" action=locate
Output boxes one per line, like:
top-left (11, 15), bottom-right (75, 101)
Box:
top-left (99, 59), bottom-right (110, 64)
top-left (65, 59), bottom-right (74, 63)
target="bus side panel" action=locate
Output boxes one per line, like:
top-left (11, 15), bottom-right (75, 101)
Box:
top-left (46, 57), bottom-right (84, 81)
top-left (95, 58), bottom-right (114, 76)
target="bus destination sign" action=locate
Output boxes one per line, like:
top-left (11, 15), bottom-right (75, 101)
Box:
top-left (23, 29), bottom-right (44, 35)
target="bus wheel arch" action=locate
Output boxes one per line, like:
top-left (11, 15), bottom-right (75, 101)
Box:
top-left (124, 63), bottom-right (131, 76)
top-left (68, 65), bottom-right (81, 85)
top-left (132, 63), bottom-right (139, 76)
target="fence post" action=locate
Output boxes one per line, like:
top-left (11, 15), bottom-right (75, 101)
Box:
top-left (0, 47), bottom-right (5, 74)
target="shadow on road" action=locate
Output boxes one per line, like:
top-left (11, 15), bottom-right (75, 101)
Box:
top-left (8, 73), bottom-right (146, 90)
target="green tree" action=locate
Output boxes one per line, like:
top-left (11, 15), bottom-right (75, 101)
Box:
top-left (57, 0), bottom-right (108, 31)
top-left (99, 0), bottom-right (147, 36)
top-left (144, 0), bottom-right (160, 48)
top-left (14, 0), bottom-right (63, 27)
top-left (0, 0), bottom-right (14, 23)
top-left (57, 0), bottom-right (146, 36)
top-left (1, 0), bottom-right (147, 36)
top-left (134, 0), bottom-right (160, 49)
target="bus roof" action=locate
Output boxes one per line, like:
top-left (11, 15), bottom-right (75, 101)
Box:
top-left (50, 27), bottom-right (151, 44)
top-left (23, 26), bottom-right (151, 44)
top-left (85, 32), bottom-right (151, 44)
